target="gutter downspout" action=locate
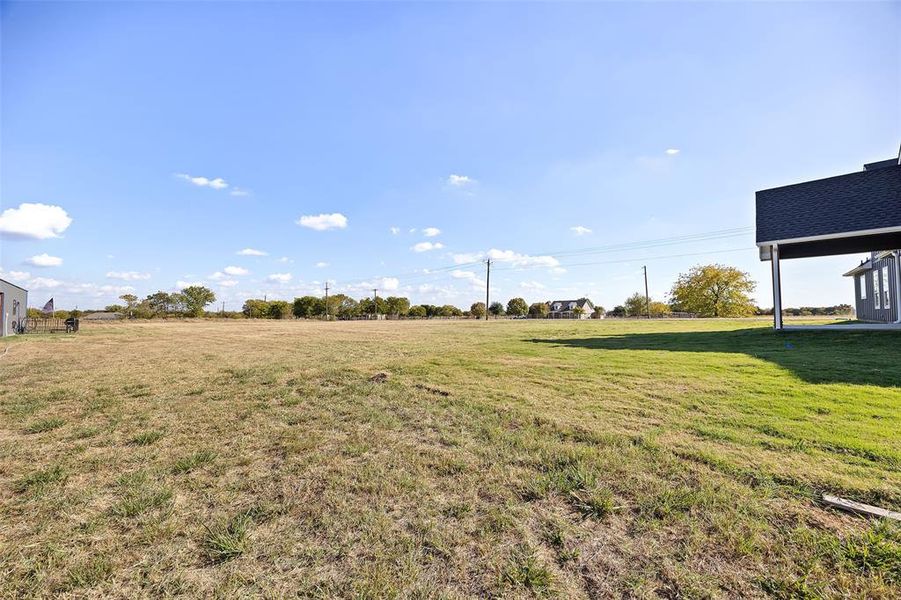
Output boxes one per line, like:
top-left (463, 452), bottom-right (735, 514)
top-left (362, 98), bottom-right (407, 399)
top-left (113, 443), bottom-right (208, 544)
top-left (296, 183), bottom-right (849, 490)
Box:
top-left (895, 250), bottom-right (901, 324)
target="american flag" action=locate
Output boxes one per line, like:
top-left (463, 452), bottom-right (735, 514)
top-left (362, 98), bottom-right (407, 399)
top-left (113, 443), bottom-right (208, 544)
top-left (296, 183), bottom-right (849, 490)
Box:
top-left (42, 298), bottom-right (54, 315)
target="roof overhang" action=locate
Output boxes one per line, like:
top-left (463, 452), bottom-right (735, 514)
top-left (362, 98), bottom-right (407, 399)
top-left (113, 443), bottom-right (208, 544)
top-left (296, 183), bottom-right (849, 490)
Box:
top-left (0, 278), bottom-right (29, 293)
top-left (842, 260), bottom-right (873, 277)
top-left (757, 226), bottom-right (901, 260)
top-left (756, 157), bottom-right (901, 261)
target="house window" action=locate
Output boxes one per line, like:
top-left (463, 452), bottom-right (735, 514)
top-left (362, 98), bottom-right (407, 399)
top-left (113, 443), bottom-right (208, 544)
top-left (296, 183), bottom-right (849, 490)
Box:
top-left (873, 271), bottom-right (881, 309)
top-left (859, 274), bottom-right (866, 299)
top-left (883, 267), bottom-right (891, 309)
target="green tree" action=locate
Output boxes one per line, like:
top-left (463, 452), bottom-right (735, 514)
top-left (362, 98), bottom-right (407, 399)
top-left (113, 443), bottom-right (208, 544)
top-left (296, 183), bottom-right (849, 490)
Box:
top-left (670, 264), bottom-right (757, 317)
top-left (649, 301), bottom-right (671, 317)
top-left (358, 296), bottom-right (388, 317)
top-left (408, 305), bottom-right (427, 318)
top-left (528, 302), bottom-right (549, 319)
top-left (146, 291), bottom-right (174, 315)
top-left (470, 302), bottom-right (486, 319)
top-left (132, 300), bottom-right (154, 319)
top-left (120, 294), bottom-right (139, 319)
top-left (609, 305), bottom-right (626, 317)
top-left (242, 299), bottom-right (270, 318)
top-left (506, 297), bottom-right (528, 317)
top-left (331, 295), bottom-right (359, 319)
top-left (385, 296), bottom-right (410, 317)
top-left (181, 286), bottom-right (216, 317)
top-left (439, 304), bottom-right (463, 317)
top-left (105, 304), bottom-right (124, 313)
top-left (169, 293), bottom-right (187, 315)
top-left (293, 296), bottom-right (323, 318)
top-left (488, 301), bottom-right (505, 317)
top-left (591, 305), bottom-right (606, 319)
top-left (624, 292), bottom-right (648, 317)
top-left (268, 300), bottom-right (292, 319)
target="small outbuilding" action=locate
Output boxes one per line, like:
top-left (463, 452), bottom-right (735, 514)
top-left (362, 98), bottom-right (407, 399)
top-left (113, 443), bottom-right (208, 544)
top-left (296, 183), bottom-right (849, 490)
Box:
top-left (0, 278), bottom-right (28, 336)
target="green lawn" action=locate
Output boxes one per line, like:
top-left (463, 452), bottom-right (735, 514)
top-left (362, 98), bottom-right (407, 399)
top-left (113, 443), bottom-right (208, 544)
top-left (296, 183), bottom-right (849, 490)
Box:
top-left (0, 318), bottom-right (898, 598)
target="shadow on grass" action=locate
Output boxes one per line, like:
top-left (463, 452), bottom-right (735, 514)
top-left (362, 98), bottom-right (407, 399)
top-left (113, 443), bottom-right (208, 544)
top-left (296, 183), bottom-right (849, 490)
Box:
top-left (528, 328), bottom-right (901, 388)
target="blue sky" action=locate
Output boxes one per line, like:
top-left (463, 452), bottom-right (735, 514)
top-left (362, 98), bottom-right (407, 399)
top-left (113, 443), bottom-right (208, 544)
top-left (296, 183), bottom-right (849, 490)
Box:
top-left (1, 1), bottom-right (899, 310)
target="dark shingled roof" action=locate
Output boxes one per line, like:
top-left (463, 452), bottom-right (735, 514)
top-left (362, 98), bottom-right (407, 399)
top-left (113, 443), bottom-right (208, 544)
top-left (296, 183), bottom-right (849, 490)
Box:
top-left (756, 160), bottom-right (901, 245)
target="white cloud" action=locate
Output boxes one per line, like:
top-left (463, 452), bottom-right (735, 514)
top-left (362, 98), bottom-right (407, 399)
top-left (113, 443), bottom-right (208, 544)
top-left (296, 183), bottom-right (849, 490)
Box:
top-left (223, 266), bottom-right (249, 276)
top-left (451, 269), bottom-right (476, 280)
top-left (570, 226), bottom-right (592, 236)
top-left (422, 227), bottom-right (441, 237)
top-left (447, 174), bottom-right (474, 187)
top-left (176, 173), bottom-right (228, 190)
top-left (28, 277), bottom-right (63, 289)
top-left (487, 248), bottom-right (559, 268)
top-left (380, 277), bottom-right (399, 291)
top-left (665, 148), bottom-right (680, 155)
top-left (218, 279), bottom-right (239, 287)
top-left (520, 280), bottom-right (546, 290)
top-left (267, 273), bottom-right (293, 283)
top-left (390, 226), bottom-right (400, 235)
top-left (230, 188), bottom-right (250, 197)
top-left (176, 280), bottom-right (203, 289)
top-left (2, 270), bottom-right (30, 282)
top-left (277, 256), bottom-right (293, 264)
top-left (237, 248), bottom-right (267, 256)
top-left (412, 241), bottom-right (444, 252)
top-left (551, 267), bottom-right (567, 275)
top-left (452, 252), bottom-right (484, 265)
top-left (106, 271), bottom-right (151, 281)
top-left (27, 253), bottom-right (63, 267)
top-left (315, 261), bottom-right (329, 268)
top-left (0, 203), bottom-right (73, 240)
top-left (297, 213), bottom-right (348, 231)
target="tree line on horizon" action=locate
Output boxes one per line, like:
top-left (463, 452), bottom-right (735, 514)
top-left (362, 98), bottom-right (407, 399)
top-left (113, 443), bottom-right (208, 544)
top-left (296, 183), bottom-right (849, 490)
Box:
top-left (26, 264), bottom-right (855, 320)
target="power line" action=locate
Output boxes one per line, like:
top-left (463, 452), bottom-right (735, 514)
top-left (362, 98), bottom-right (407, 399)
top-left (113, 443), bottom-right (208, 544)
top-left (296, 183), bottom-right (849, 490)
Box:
top-left (324, 227), bottom-right (755, 295)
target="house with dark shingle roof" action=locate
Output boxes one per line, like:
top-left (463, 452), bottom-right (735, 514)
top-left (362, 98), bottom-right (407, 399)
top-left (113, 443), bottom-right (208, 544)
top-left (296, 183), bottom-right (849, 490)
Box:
top-left (546, 298), bottom-right (594, 319)
top-left (843, 251), bottom-right (898, 323)
top-left (755, 148), bottom-right (901, 329)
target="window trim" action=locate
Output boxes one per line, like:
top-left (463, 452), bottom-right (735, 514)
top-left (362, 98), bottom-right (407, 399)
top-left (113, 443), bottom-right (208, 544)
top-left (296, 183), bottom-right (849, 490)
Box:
top-left (874, 270), bottom-right (881, 309)
top-left (883, 266), bottom-right (891, 309)
top-left (859, 274), bottom-right (867, 300)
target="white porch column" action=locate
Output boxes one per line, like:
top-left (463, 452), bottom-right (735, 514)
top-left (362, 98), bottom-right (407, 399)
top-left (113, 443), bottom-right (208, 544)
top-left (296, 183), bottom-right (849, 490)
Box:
top-left (771, 244), bottom-right (783, 330)
top-left (895, 250), bottom-right (901, 324)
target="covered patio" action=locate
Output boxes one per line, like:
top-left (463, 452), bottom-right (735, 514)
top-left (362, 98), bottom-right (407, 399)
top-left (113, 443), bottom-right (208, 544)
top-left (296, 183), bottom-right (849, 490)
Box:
top-left (756, 151), bottom-right (901, 330)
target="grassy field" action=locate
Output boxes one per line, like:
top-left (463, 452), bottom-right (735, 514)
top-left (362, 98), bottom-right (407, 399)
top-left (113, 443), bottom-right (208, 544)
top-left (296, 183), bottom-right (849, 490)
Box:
top-left (0, 318), bottom-right (899, 598)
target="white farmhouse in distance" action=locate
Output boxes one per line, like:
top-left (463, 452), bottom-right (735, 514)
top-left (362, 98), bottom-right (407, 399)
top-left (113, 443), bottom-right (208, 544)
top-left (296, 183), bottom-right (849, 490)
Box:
top-left (546, 298), bottom-right (595, 319)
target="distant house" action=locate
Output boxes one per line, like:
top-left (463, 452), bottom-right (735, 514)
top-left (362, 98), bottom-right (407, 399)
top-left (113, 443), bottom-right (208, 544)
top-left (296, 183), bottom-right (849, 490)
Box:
top-left (546, 298), bottom-right (594, 319)
top-left (0, 278), bottom-right (28, 337)
top-left (843, 251), bottom-right (900, 323)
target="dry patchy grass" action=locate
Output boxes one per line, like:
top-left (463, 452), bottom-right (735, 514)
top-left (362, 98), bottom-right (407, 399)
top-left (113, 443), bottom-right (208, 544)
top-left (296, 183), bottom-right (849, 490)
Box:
top-left (0, 318), bottom-right (899, 598)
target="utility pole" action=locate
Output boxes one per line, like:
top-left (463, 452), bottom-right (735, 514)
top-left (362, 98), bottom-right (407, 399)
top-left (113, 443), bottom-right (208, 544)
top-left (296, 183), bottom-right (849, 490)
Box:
top-left (324, 282), bottom-right (330, 321)
top-left (372, 288), bottom-right (378, 319)
top-left (643, 265), bottom-right (651, 319)
top-left (485, 259), bottom-right (491, 321)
